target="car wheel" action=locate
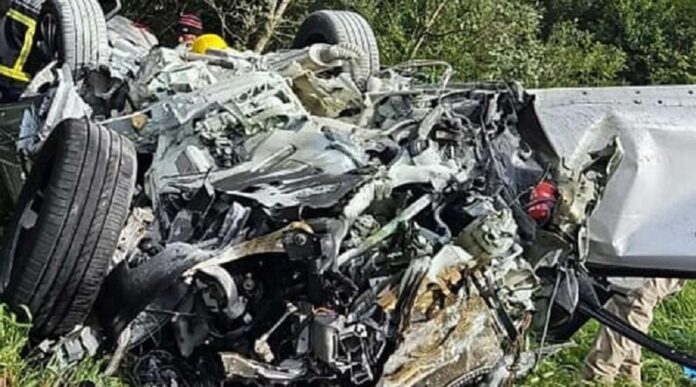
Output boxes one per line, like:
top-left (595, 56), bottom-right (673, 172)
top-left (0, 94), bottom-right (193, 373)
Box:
top-left (0, 118), bottom-right (136, 338)
top-left (293, 10), bottom-right (380, 84)
top-left (31, 0), bottom-right (110, 74)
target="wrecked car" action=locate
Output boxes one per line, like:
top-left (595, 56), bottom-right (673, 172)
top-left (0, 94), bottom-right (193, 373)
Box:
top-left (1, 3), bottom-right (693, 386)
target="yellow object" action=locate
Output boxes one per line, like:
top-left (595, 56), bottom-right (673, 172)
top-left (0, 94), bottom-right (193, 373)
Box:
top-left (191, 34), bottom-right (228, 54)
top-left (0, 9), bottom-right (37, 83)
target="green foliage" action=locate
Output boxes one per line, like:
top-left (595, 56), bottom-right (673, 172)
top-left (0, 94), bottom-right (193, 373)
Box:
top-left (0, 306), bottom-right (122, 386)
top-left (537, 22), bottom-right (626, 87)
top-left (319, 0), bottom-right (546, 84)
top-left (122, 0), bottom-right (630, 87)
top-left (537, 0), bottom-right (696, 84)
top-left (341, 0), bottom-right (627, 87)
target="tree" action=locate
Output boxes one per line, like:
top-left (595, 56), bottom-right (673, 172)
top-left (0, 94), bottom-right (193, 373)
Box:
top-left (538, 22), bottom-right (626, 87)
top-left (536, 0), bottom-right (696, 84)
top-left (122, 0), bottom-right (312, 51)
top-left (121, 0), bottom-right (631, 87)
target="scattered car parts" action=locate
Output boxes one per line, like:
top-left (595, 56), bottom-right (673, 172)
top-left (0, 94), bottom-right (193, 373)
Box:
top-left (1, 6), bottom-right (693, 387)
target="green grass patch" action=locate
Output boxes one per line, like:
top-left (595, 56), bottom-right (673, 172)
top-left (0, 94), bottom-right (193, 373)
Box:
top-left (0, 306), bottom-right (122, 386)
top-left (523, 281), bottom-right (696, 387)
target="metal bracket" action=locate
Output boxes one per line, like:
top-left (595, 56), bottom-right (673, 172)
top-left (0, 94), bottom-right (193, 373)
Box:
top-left (101, 0), bottom-right (121, 21)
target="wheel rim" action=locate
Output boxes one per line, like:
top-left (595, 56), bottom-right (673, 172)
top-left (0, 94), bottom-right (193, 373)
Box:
top-left (34, 8), bottom-right (62, 64)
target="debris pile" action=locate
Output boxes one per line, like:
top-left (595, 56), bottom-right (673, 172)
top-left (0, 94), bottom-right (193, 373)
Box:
top-left (4, 13), bottom-right (620, 387)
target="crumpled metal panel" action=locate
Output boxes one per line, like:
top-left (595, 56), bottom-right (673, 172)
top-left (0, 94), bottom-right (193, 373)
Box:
top-left (531, 86), bottom-right (696, 275)
top-left (107, 15), bottom-right (159, 79)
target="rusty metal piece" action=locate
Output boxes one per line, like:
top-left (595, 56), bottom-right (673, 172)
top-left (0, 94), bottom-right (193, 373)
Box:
top-left (131, 113), bottom-right (149, 131)
top-left (186, 222), bottom-right (313, 274)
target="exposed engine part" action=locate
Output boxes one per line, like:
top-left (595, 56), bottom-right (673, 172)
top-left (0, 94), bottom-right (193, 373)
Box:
top-left (0, 10), bottom-right (622, 386)
top-left (457, 203), bottom-right (518, 264)
top-left (527, 180), bottom-right (557, 224)
top-left (311, 311), bottom-right (385, 385)
top-left (254, 302), bottom-right (298, 363)
top-left (221, 352), bottom-right (306, 381)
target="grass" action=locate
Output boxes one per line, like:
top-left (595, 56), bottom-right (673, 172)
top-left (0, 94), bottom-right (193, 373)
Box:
top-left (0, 306), bottom-right (122, 387)
top-left (523, 281), bottom-right (696, 387)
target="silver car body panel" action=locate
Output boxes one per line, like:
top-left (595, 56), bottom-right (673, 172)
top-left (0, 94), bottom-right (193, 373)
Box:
top-left (532, 86), bottom-right (696, 275)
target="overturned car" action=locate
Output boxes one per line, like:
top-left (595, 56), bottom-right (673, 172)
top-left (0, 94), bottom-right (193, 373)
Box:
top-left (2, 3), bottom-right (692, 386)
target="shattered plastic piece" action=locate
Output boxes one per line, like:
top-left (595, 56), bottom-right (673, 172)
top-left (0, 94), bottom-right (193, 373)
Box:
top-left (337, 195), bottom-right (433, 266)
top-left (55, 327), bottom-right (100, 366)
top-left (684, 367), bottom-right (696, 381)
top-left (18, 65), bottom-right (92, 154)
top-left (292, 71), bottom-right (363, 117)
top-left (311, 312), bottom-right (381, 385)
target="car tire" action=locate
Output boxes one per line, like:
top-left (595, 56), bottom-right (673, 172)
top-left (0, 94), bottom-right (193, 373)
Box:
top-left (32, 0), bottom-right (110, 74)
top-left (0, 118), bottom-right (136, 338)
top-left (292, 10), bottom-right (380, 84)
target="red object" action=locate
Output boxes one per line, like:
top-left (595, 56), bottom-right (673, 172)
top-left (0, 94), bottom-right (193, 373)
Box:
top-left (178, 13), bottom-right (203, 31)
top-left (132, 22), bottom-right (149, 30)
top-left (527, 180), bottom-right (557, 223)
top-left (177, 13), bottom-right (204, 43)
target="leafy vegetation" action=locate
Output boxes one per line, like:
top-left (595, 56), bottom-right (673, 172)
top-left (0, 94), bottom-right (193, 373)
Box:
top-left (0, 306), bottom-right (121, 386)
top-left (123, 0), bottom-right (696, 87)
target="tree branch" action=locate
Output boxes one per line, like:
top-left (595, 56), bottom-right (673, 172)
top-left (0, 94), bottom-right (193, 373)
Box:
top-left (202, 0), bottom-right (233, 41)
top-left (254, 0), bottom-right (293, 53)
top-left (409, 2), bottom-right (447, 59)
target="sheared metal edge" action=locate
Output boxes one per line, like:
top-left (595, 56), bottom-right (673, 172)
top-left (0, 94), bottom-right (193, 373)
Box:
top-left (221, 352), bottom-right (306, 381)
top-left (530, 87), bottom-right (696, 275)
top-left (184, 222), bottom-right (313, 275)
top-left (112, 207), bottom-right (155, 269)
top-left (20, 64), bottom-right (92, 154)
top-left (381, 242), bottom-right (533, 386)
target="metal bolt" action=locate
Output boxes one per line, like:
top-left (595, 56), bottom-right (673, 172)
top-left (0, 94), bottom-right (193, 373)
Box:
top-left (243, 274), bottom-right (255, 291)
top-left (293, 233), bottom-right (308, 246)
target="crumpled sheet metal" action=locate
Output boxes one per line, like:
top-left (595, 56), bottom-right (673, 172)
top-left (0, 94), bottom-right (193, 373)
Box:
top-left (531, 86), bottom-right (696, 274)
top-left (107, 16), bottom-right (159, 79)
top-left (382, 268), bottom-right (504, 387)
top-left (19, 64), bottom-right (92, 154)
top-left (383, 297), bottom-right (503, 387)
top-left (15, 29), bottom-right (612, 383)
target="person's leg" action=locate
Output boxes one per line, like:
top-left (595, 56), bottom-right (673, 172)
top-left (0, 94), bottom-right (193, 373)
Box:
top-left (582, 293), bottom-right (633, 384)
top-left (618, 278), bottom-right (686, 384)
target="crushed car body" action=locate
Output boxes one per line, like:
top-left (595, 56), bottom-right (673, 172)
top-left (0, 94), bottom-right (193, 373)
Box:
top-left (8, 6), bottom-right (696, 386)
top-left (531, 86), bottom-right (696, 278)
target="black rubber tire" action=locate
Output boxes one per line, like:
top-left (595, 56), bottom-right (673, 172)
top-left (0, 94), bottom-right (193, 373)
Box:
top-left (292, 10), bottom-right (380, 83)
top-left (0, 118), bottom-right (136, 338)
top-left (32, 0), bottom-right (110, 74)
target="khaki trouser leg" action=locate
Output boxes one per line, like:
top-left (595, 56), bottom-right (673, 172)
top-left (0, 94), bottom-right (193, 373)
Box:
top-left (582, 295), bottom-right (631, 385)
top-left (582, 278), bottom-right (685, 385)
